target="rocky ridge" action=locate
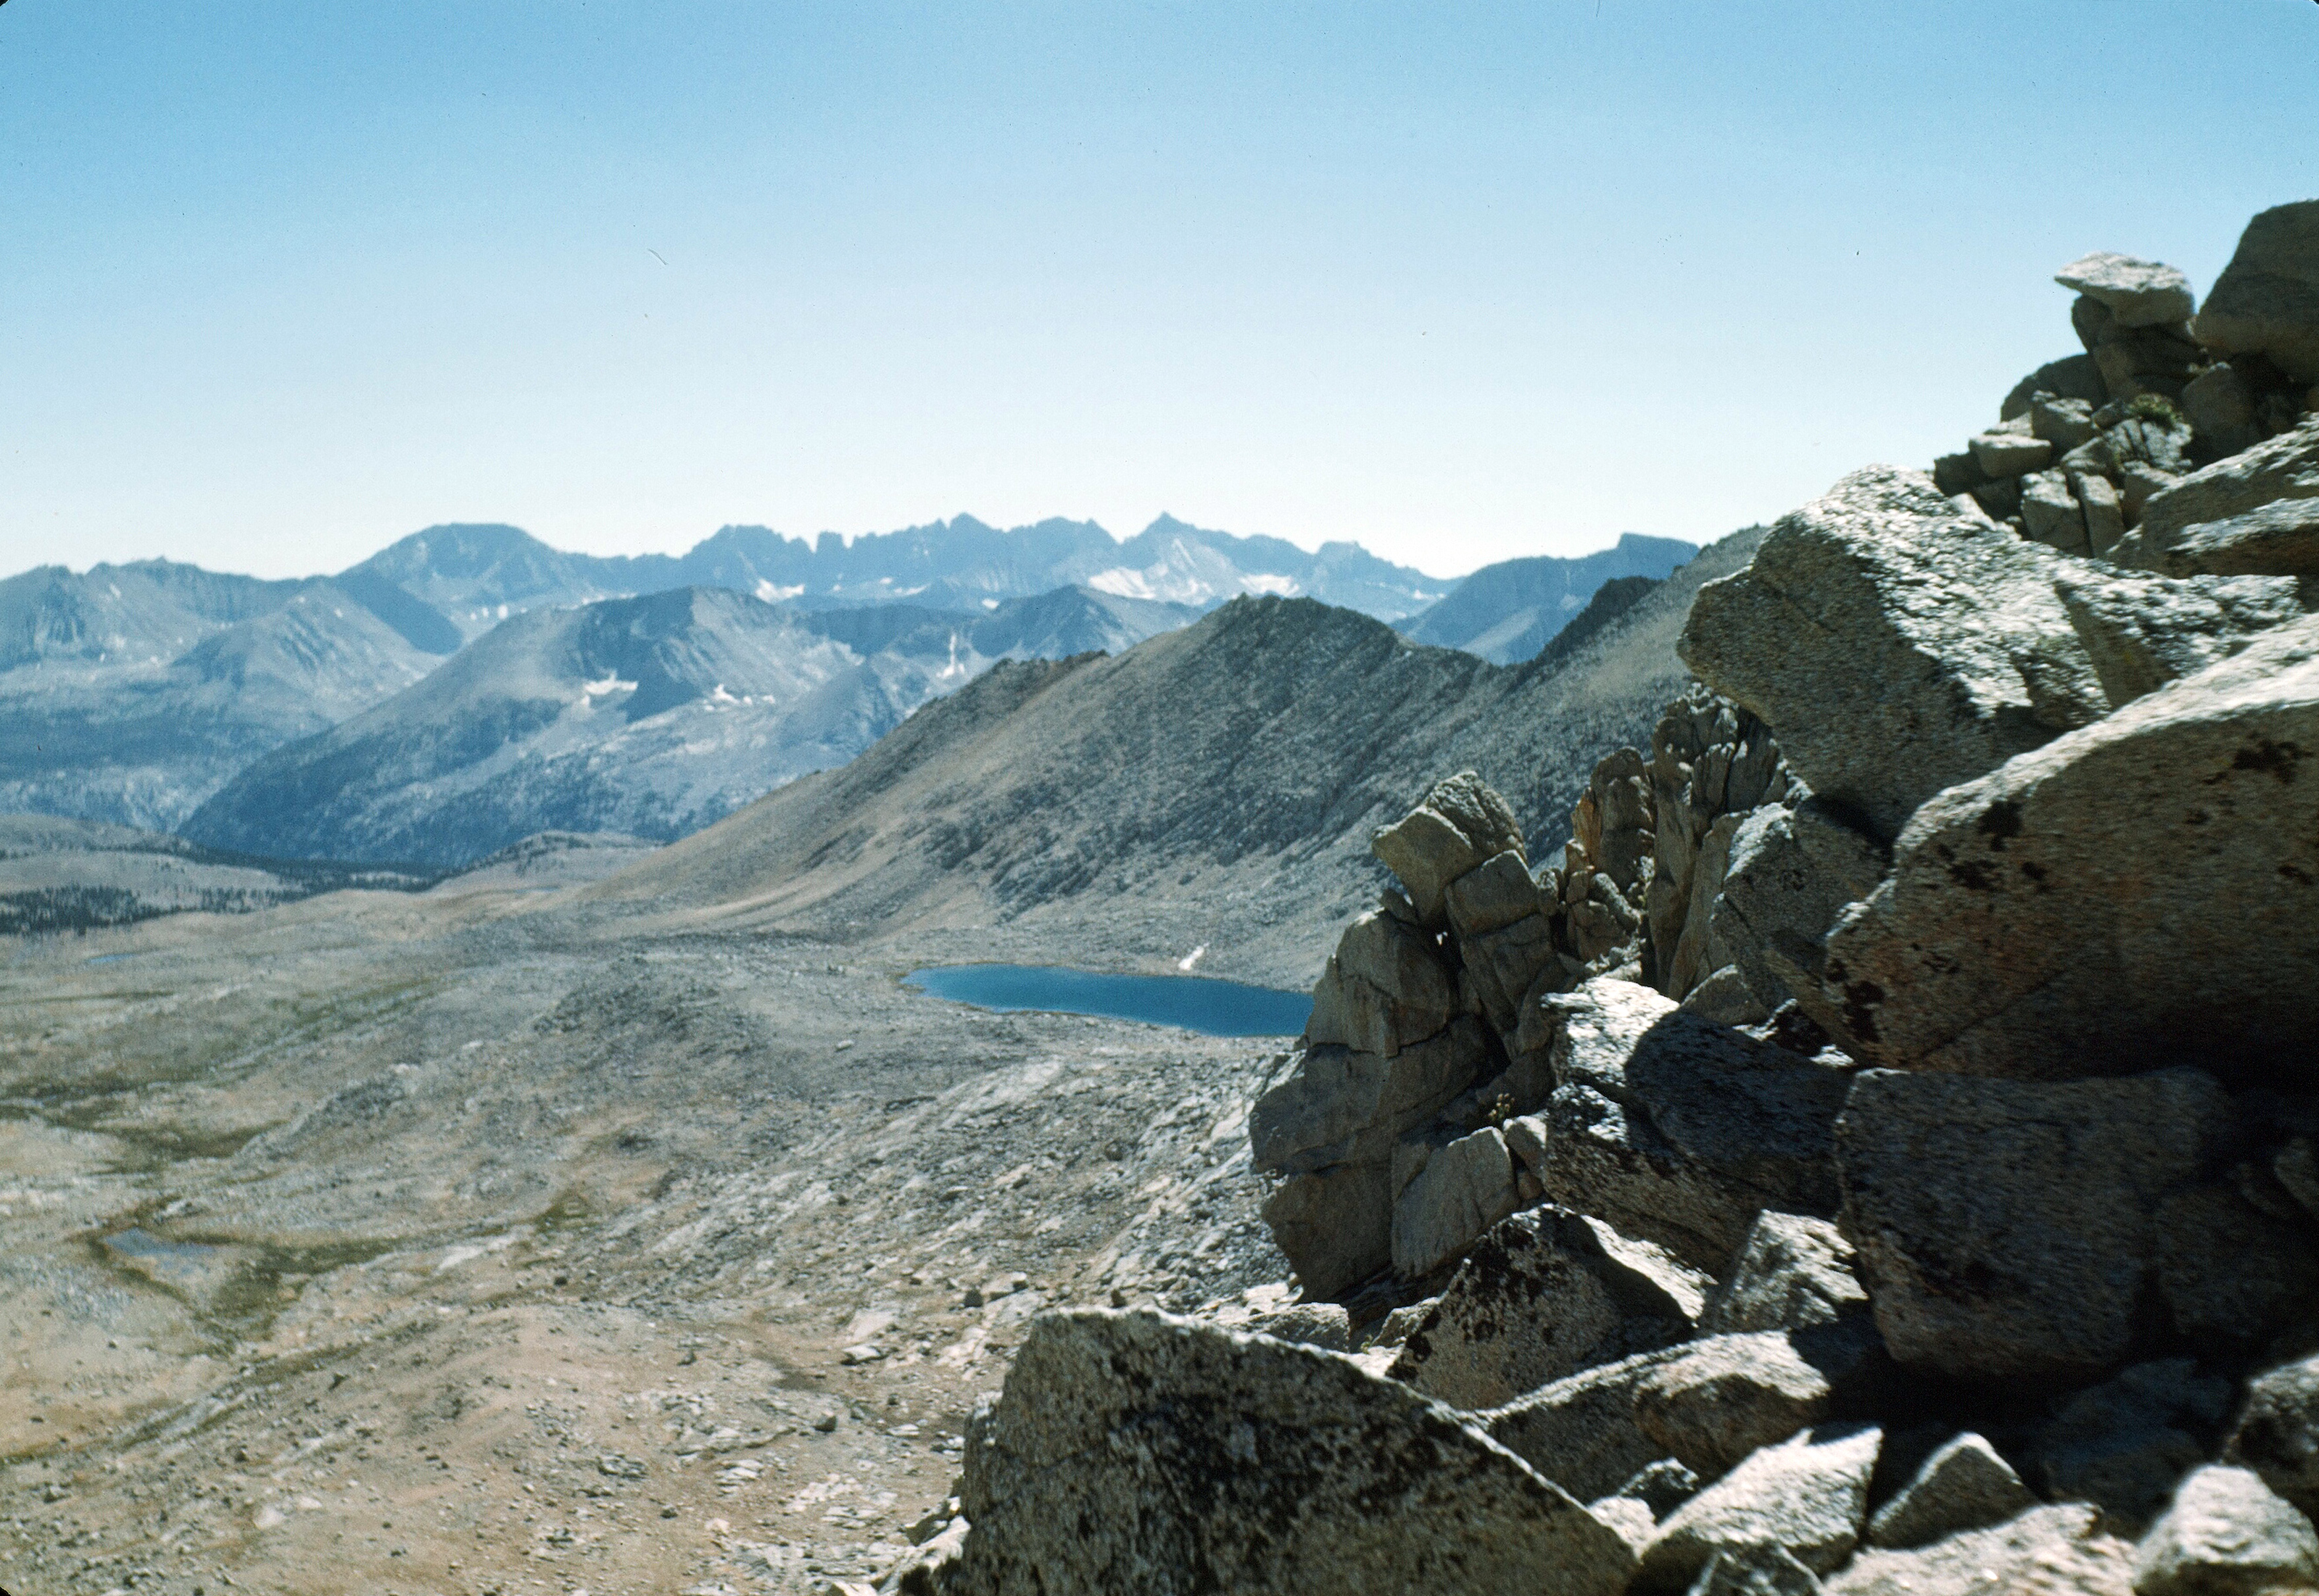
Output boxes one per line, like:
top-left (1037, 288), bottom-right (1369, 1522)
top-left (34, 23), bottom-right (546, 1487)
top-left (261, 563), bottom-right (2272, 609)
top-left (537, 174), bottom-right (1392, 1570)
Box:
top-left (887, 203), bottom-right (2319, 1595)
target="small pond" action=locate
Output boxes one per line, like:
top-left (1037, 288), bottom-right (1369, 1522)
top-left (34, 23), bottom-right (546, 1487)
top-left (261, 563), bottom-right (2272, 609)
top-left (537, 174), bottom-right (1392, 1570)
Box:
top-left (905, 965), bottom-right (1311, 1038)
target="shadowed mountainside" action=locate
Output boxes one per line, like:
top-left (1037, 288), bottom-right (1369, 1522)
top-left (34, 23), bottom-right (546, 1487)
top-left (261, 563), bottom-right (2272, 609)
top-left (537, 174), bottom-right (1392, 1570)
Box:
top-left (1395, 532), bottom-right (1701, 662)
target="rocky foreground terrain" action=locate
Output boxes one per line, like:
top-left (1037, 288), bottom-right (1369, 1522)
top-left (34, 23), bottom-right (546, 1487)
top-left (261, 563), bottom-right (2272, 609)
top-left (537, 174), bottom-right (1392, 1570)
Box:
top-left (880, 203), bottom-right (2319, 1595)
top-left (0, 874), bottom-right (1304, 1596)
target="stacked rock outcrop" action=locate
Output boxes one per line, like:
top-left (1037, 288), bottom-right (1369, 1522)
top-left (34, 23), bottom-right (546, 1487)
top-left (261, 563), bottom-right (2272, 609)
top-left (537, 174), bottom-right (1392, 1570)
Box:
top-left (1930, 206), bottom-right (2319, 574)
top-left (884, 203), bottom-right (2319, 1596)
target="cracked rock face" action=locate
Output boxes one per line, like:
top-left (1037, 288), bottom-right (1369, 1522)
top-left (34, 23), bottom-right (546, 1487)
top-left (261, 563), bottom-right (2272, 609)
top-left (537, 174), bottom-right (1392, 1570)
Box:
top-left (2132, 416), bottom-right (2319, 565)
top-left (1370, 770), bottom-right (1526, 926)
top-left (1824, 1504), bottom-right (2136, 1596)
top-left (1808, 614), bottom-right (2319, 1084)
top-left (2195, 201), bottom-right (2319, 385)
top-left (2054, 251), bottom-right (2197, 330)
top-left (1388, 1205), bottom-right (1707, 1409)
top-left (1711, 800), bottom-right (1887, 1017)
top-left (1835, 1070), bottom-right (2240, 1384)
top-left (2052, 570), bottom-right (2304, 705)
top-left (1257, 1157), bottom-right (1393, 1301)
top-left (942, 1309), bottom-right (1638, 1596)
top-left (1866, 1431), bottom-right (2037, 1551)
top-left (1251, 1021), bottom-right (1487, 1176)
top-left (1637, 1422), bottom-right (1881, 1586)
top-left (1303, 907), bottom-right (1461, 1058)
top-left (2133, 1465), bottom-right (2319, 1596)
top-left (2027, 1359), bottom-right (2236, 1532)
top-left (2158, 495), bottom-right (2319, 578)
top-left (1538, 978), bottom-right (1854, 1273)
top-left (1644, 682), bottom-right (1793, 1007)
top-left (1699, 1211), bottom-right (1868, 1337)
top-left (1392, 1122), bottom-right (1522, 1277)
top-left (1678, 466), bottom-right (2107, 843)
top-left (1629, 1331), bottom-right (1837, 1480)
top-left (2227, 1355), bottom-right (2319, 1517)
top-left (2002, 353), bottom-right (2109, 420)
top-left (1478, 1346), bottom-right (1700, 1504)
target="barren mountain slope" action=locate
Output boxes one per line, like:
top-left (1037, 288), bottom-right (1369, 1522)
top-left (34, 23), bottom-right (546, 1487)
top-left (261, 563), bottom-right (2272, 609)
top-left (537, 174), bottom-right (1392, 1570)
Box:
top-left (587, 526), bottom-right (1765, 985)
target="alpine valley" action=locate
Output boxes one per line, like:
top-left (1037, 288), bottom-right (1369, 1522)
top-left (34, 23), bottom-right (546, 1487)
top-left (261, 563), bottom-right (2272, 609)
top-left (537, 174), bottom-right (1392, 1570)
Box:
top-left (9, 203), bottom-right (2319, 1596)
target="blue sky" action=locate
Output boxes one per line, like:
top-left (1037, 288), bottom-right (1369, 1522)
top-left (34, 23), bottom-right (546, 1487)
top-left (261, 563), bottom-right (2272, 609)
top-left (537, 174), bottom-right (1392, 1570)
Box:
top-left (4, 2), bottom-right (2314, 581)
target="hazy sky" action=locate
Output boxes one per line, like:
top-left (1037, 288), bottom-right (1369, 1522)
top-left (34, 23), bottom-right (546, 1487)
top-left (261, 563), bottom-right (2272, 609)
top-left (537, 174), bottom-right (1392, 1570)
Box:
top-left (5, 3), bottom-right (2314, 582)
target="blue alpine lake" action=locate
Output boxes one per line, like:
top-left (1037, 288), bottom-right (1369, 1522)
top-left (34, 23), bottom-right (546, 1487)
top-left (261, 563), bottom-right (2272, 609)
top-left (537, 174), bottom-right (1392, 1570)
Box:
top-left (904, 965), bottom-right (1312, 1038)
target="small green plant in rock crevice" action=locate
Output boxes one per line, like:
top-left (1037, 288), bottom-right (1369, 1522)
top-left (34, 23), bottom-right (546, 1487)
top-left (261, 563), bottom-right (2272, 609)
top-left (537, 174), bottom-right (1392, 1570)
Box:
top-left (2122, 391), bottom-right (2186, 427)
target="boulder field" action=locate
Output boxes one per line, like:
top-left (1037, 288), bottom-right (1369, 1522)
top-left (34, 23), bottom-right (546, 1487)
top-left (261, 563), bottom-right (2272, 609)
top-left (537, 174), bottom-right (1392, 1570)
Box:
top-left (877, 203), bottom-right (2319, 1596)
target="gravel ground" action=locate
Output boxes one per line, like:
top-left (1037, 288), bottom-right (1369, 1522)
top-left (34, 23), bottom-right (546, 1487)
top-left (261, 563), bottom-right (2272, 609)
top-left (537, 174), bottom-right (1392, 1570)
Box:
top-left (0, 874), bottom-right (1294, 1595)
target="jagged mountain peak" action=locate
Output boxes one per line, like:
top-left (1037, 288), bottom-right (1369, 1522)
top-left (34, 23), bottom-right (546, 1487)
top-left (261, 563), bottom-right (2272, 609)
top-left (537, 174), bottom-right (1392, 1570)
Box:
top-left (349, 522), bottom-right (587, 593)
top-left (344, 523), bottom-right (624, 631)
top-left (363, 521), bottom-right (546, 563)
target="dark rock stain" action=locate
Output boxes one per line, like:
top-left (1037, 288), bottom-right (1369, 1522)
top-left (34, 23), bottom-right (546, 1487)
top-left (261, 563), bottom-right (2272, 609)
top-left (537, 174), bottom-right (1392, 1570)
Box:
top-left (2219, 736), bottom-right (2308, 786)
top-left (1841, 980), bottom-right (1884, 1044)
top-left (1975, 800), bottom-right (2024, 850)
top-left (1948, 859), bottom-right (1998, 891)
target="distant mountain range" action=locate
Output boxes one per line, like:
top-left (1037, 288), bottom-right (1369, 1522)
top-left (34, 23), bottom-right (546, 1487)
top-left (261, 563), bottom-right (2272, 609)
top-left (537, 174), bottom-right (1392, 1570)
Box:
top-left (1, 515), bottom-right (1406, 832)
top-left (0, 562), bottom-right (440, 831)
top-left (5, 514), bottom-right (1708, 856)
top-left (339, 514), bottom-right (1451, 642)
top-left (1394, 534), bottom-right (1699, 662)
top-left (182, 584), bottom-right (1195, 864)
